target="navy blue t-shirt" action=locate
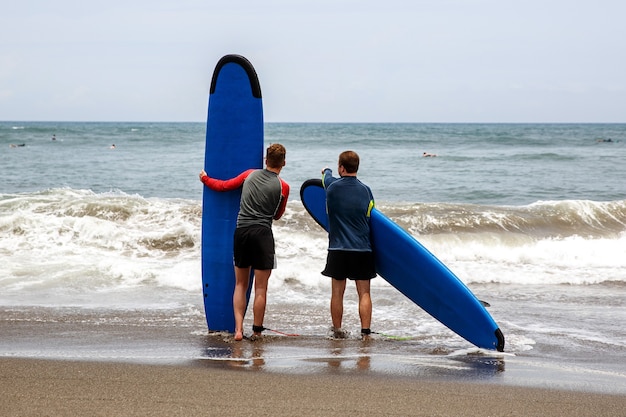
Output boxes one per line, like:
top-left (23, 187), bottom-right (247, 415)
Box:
top-left (322, 168), bottom-right (374, 252)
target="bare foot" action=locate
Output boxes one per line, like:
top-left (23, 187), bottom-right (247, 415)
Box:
top-left (234, 330), bottom-right (243, 341)
top-left (331, 327), bottom-right (349, 339)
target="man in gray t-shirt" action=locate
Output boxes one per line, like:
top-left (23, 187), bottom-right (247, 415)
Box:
top-left (200, 144), bottom-right (289, 341)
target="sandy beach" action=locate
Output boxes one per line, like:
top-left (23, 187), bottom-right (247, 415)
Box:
top-left (1, 358), bottom-right (624, 417)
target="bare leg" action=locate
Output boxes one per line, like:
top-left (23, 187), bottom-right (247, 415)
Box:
top-left (252, 269), bottom-right (272, 336)
top-left (355, 279), bottom-right (372, 330)
top-left (330, 279), bottom-right (347, 329)
top-left (233, 266), bottom-right (251, 341)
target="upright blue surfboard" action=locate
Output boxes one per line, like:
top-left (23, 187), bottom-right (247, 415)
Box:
top-left (202, 55), bottom-right (263, 332)
top-left (300, 179), bottom-right (505, 351)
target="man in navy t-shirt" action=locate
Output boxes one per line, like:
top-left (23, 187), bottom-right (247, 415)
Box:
top-left (321, 150), bottom-right (376, 339)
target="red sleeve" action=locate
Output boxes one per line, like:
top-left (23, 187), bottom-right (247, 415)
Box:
top-left (201, 169), bottom-right (254, 192)
top-left (273, 179), bottom-right (290, 220)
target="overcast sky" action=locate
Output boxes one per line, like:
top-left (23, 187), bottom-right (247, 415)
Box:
top-left (1, 0), bottom-right (625, 123)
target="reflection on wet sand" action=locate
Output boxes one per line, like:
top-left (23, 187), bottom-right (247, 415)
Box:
top-left (194, 333), bottom-right (508, 381)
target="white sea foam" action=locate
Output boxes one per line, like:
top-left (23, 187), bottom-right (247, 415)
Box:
top-left (2, 189), bottom-right (625, 309)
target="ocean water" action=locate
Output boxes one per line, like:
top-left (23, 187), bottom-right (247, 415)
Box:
top-left (1, 122), bottom-right (625, 392)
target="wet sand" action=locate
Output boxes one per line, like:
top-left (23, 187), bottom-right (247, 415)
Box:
top-left (2, 307), bottom-right (625, 415)
top-left (1, 357), bottom-right (624, 417)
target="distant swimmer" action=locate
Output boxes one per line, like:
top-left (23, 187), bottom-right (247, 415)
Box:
top-left (423, 152), bottom-right (437, 157)
top-left (52, 134), bottom-right (56, 141)
top-left (9, 143), bottom-right (25, 148)
top-left (110, 144), bottom-right (116, 149)
top-left (596, 138), bottom-right (613, 143)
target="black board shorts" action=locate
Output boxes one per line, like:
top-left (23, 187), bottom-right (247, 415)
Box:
top-left (233, 225), bottom-right (276, 270)
top-left (322, 250), bottom-right (376, 280)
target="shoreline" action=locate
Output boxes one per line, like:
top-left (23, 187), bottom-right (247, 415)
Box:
top-left (2, 305), bottom-right (626, 397)
top-left (2, 357), bottom-right (624, 417)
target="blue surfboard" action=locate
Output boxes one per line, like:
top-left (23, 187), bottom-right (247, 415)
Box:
top-left (300, 179), bottom-right (505, 351)
top-left (201, 55), bottom-right (263, 332)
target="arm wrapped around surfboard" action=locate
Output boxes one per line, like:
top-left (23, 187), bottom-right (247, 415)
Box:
top-left (200, 169), bottom-right (254, 192)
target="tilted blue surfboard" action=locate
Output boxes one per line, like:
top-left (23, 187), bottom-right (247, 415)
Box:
top-left (300, 179), bottom-right (505, 351)
top-left (201, 55), bottom-right (263, 332)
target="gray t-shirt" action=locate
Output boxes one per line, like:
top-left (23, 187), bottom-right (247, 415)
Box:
top-left (237, 169), bottom-right (285, 229)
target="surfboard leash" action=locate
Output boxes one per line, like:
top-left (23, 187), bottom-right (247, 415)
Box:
top-left (371, 332), bottom-right (414, 341)
top-left (257, 326), bottom-right (300, 337)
